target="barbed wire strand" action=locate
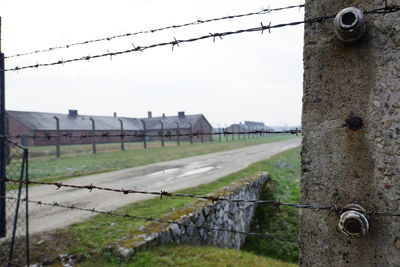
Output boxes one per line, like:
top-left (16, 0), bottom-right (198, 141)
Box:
top-left (4, 5), bottom-right (400, 72)
top-left (2, 196), bottom-right (298, 243)
top-left (5, 4), bottom-right (305, 59)
top-left (3, 15), bottom-right (331, 72)
top-left (3, 178), bottom-right (329, 210)
top-left (5, 178), bottom-right (400, 217)
top-left (0, 130), bottom-right (300, 141)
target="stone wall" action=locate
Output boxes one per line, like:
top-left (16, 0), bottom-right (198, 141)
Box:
top-left (112, 172), bottom-right (268, 258)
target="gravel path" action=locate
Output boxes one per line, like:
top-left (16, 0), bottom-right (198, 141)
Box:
top-left (27, 138), bottom-right (301, 234)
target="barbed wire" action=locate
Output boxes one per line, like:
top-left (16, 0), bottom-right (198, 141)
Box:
top-left (3, 178), bottom-right (326, 211)
top-left (1, 196), bottom-right (298, 243)
top-left (4, 5), bottom-right (400, 72)
top-left (5, 4), bottom-right (304, 59)
top-left (3, 137), bottom-right (29, 150)
top-left (1, 130), bottom-right (300, 140)
top-left (5, 178), bottom-right (400, 217)
top-left (3, 15), bottom-right (329, 72)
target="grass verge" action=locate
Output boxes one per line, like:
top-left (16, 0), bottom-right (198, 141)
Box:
top-left (80, 245), bottom-right (297, 267)
top-left (242, 148), bottom-right (300, 262)
top-left (27, 146), bottom-right (300, 265)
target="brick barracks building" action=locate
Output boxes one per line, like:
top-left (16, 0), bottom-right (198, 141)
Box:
top-left (6, 110), bottom-right (213, 146)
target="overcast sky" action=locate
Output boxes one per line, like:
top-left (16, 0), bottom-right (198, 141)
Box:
top-left (1, 0), bottom-right (304, 127)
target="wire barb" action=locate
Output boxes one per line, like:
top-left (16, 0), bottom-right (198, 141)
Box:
top-left (172, 37), bottom-right (180, 51)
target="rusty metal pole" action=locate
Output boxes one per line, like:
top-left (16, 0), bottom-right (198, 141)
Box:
top-left (140, 120), bottom-right (147, 149)
top-left (159, 121), bottom-right (164, 147)
top-left (301, 2), bottom-right (400, 266)
top-left (0, 16), bottom-right (5, 238)
top-left (89, 118), bottom-right (96, 154)
top-left (175, 121), bottom-right (180, 146)
top-left (117, 119), bottom-right (125, 151)
top-left (53, 116), bottom-right (61, 158)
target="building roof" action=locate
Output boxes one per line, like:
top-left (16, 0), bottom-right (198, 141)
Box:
top-left (244, 121), bottom-right (266, 129)
top-left (7, 110), bottom-right (209, 131)
top-left (7, 110), bottom-right (142, 131)
top-left (142, 114), bottom-right (205, 130)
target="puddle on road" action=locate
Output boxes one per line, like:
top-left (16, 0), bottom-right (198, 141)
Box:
top-left (149, 168), bottom-right (180, 176)
top-left (177, 166), bottom-right (214, 178)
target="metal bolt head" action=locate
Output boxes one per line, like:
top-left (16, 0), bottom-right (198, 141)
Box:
top-left (345, 116), bottom-right (363, 130)
top-left (338, 204), bottom-right (369, 238)
top-left (334, 7), bottom-right (366, 42)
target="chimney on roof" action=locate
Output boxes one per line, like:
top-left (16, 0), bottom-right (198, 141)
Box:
top-left (113, 112), bottom-right (117, 117)
top-left (68, 109), bottom-right (78, 117)
top-left (162, 113), bottom-right (166, 118)
top-left (148, 111), bottom-right (152, 118)
top-left (178, 111), bottom-right (185, 119)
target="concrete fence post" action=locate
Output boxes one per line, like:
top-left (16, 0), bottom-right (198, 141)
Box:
top-left (200, 124), bottom-right (204, 143)
top-left (159, 121), bottom-right (164, 147)
top-left (53, 116), bottom-right (61, 158)
top-left (301, 1), bottom-right (400, 266)
top-left (175, 121), bottom-right (180, 146)
top-left (188, 122), bottom-right (193, 145)
top-left (89, 118), bottom-right (96, 154)
top-left (141, 120), bottom-right (147, 149)
top-left (117, 118), bottom-right (125, 151)
top-left (217, 124), bottom-right (222, 142)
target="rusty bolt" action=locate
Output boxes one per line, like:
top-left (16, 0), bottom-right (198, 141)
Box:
top-left (345, 117), bottom-right (363, 130)
top-left (334, 7), bottom-right (366, 42)
top-left (338, 204), bottom-right (369, 238)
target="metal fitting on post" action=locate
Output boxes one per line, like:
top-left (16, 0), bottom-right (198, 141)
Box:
top-left (334, 7), bottom-right (366, 42)
top-left (338, 204), bottom-right (369, 238)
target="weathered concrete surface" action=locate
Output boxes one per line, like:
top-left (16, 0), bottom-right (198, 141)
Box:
top-left (301, 1), bottom-right (400, 266)
top-left (111, 173), bottom-right (268, 259)
top-left (27, 138), bottom-right (300, 235)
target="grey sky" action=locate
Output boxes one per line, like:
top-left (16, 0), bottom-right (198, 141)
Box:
top-left (1, 0), bottom-right (304, 127)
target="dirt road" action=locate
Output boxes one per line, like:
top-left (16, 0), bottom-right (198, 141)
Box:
top-left (28, 138), bottom-right (300, 234)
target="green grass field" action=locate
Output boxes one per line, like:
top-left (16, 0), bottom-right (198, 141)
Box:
top-left (26, 135), bottom-right (296, 182)
top-left (28, 133), bottom-right (269, 158)
top-left (27, 146), bottom-right (301, 266)
top-left (80, 245), bottom-right (297, 267)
